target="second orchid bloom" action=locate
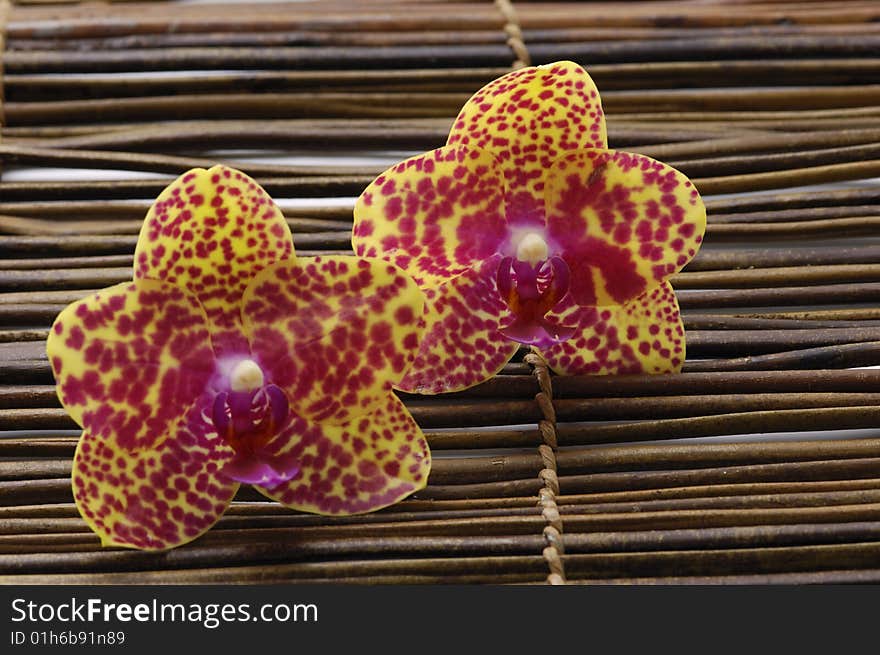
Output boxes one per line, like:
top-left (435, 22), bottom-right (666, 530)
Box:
top-left (354, 61), bottom-right (707, 393)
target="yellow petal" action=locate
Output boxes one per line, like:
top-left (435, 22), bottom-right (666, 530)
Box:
top-left (134, 165), bottom-right (294, 355)
top-left (397, 259), bottom-right (519, 394)
top-left (447, 61), bottom-right (607, 225)
top-left (47, 279), bottom-right (215, 449)
top-left (540, 282), bottom-right (685, 375)
top-left (72, 399), bottom-right (237, 550)
top-left (256, 393), bottom-right (430, 515)
top-left (545, 149), bottom-right (706, 307)
top-left (353, 145), bottom-right (508, 288)
top-left (241, 255), bottom-right (425, 423)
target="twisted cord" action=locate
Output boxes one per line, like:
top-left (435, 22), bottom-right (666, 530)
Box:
top-left (494, 0), bottom-right (532, 69)
top-left (525, 348), bottom-right (566, 585)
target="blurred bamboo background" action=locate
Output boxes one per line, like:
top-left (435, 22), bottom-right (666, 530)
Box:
top-left (2, 0), bottom-right (880, 584)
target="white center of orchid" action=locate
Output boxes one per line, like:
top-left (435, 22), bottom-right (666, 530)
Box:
top-left (229, 359), bottom-right (265, 392)
top-left (515, 232), bottom-right (549, 266)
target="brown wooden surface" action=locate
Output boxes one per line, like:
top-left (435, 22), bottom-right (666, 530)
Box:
top-left (1, 0), bottom-right (880, 585)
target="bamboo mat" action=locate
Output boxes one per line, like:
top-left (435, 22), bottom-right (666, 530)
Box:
top-left (2, 0), bottom-right (880, 585)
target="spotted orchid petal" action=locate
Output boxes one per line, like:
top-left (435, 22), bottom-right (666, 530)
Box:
top-left (45, 281), bottom-right (235, 550)
top-left (397, 257), bottom-right (519, 394)
top-left (241, 255), bottom-right (425, 423)
top-left (134, 165), bottom-right (294, 355)
top-left (545, 149), bottom-right (706, 307)
top-left (72, 398), bottom-right (238, 550)
top-left (447, 61), bottom-right (606, 226)
top-left (47, 279), bottom-right (215, 449)
top-left (256, 393), bottom-right (430, 515)
top-left (540, 282), bottom-right (685, 375)
top-left (353, 145), bottom-right (508, 288)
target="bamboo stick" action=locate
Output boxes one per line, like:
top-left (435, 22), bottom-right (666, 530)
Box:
top-left (11, 24), bottom-right (880, 54)
top-left (8, 60), bottom-right (880, 102)
top-left (683, 341), bottom-right (880, 372)
top-left (709, 205), bottom-right (880, 224)
top-left (0, 555), bottom-right (548, 585)
top-left (0, 535), bottom-right (548, 574)
top-left (566, 488), bottom-right (880, 516)
top-left (551, 407), bottom-right (880, 448)
top-left (529, 34), bottom-right (880, 68)
top-left (688, 245), bottom-right (880, 271)
top-left (0, 144), bottom-right (383, 179)
top-left (562, 542), bottom-right (880, 579)
top-left (420, 456), bottom-right (880, 500)
top-left (562, 518), bottom-right (880, 552)
top-left (580, 569), bottom-right (880, 584)
top-left (677, 283), bottom-right (880, 308)
top-left (7, 3), bottom-right (880, 38)
top-left (673, 142), bottom-right (880, 178)
top-left (752, 308), bottom-right (880, 320)
top-left (0, 215), bottom-right (348, 237)
top-left (682, 313), bottom-right (880, 329)
top-left (674, 264), bottom-right (880, 288)
top-left (558, 479), bottom-right (880, 507)
top-left (5, 389), bottom-right (880, 432)
top-left (0, 201), bottom-right (355, 221)
top-left (705, 186), bottom-right (880, 213)
top-left (0, 176), bottom-right (369, 201)
top-left (2, 92), bottom-right (468, 125)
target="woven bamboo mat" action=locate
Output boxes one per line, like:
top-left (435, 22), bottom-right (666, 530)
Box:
top-left (2, 0), bottom-right (880, 585)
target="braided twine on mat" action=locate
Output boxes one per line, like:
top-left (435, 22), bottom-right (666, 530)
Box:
top-left (495, 0), bottom-right (531, 70)
top-left (524, 349), bottom-right (566, 585)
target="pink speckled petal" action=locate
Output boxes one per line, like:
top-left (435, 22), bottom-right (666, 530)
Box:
top-left (545, 149), bottom-right (706, 307)
top-left (447, 61), bottom-right (607, 226)
top-left (241, 255), bottom-right (425, 423)
top-left (72, 399), bottom-right (237, 550)
top-left (256, 393), bottom-right (430, 515)
top-left (353, 145), bottom-right (508, 288)
top-left (397, 257), bottom-right (520, 394)
top-left (540, 282), bottom-right (686, 375)
top-left (46, 279), bottom-right (215, 450)
top-left (134, 165), bottom-right (294, 355)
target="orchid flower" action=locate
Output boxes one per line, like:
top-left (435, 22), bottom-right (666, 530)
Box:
top-left (353, 61), bottom-right (706, 393)
top-left (46, 166), bottom-right (430, 550)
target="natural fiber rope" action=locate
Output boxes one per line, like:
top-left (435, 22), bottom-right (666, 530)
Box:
top-left (525, 348), bottom-right (566, 585)
top-left (494, 0), bottom-right (532, 70)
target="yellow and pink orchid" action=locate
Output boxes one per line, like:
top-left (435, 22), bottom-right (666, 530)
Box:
top-left (353, 61), bottom-right (707, 393)
top-left (47, 166), bottom-right (430, 550)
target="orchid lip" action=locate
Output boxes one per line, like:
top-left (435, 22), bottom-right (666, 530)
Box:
top-left (213, 382), bottom-right (300, 487)
top-left (496, 254), bottom-right (574, 347)
top-left (220, 451), bottom-right (301, 488)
